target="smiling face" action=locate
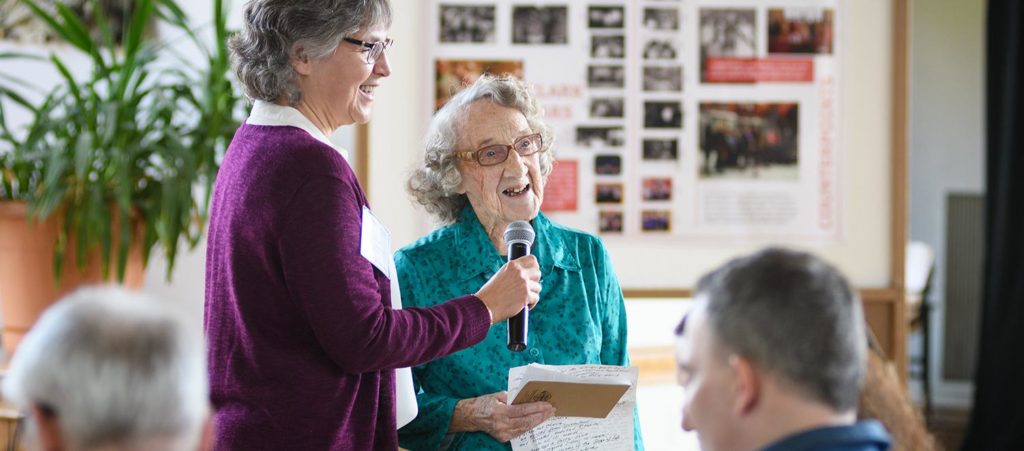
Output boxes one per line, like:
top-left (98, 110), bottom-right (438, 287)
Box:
top-left (292, 23), bottom-right (391, 130)
top-left (677, 301), bottom-right (744, 451)
top-left (455, 100), bottom-right (545, 241)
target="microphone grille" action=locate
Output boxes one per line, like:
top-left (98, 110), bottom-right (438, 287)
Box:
top-left (503, 220), bottom-right (535, 245)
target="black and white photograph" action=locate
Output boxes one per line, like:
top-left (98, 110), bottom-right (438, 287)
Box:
top-left (699, 102), bottom-right (799, 180)
top-left (596, 183), bottom-right (624, 204)
top-left (595, 155), bottom-right (622, 175)
top-left (512, 6), bottom-right (568, 44)
top-left (588, 6), bottom-right (624, 28)
top-left (577, 126), bottom-right (625, 147)
top-left (699, 8), bottom-right (757, 82)
top-left (643, 66), bottom-right (682, 92)
top-left (587, 65), bottom-right (625, 88)
top-left (590, 97), bottom-right (624, 118)
top-left (598, 210), bottom-right (623, 233)
top-left (642, 38), bottom-right (678, 60)
top-left (644, 101), bottom-right (683, 129)
top-left (439, 5), bottom-right (495, 43)
top-left (642, 178), bottom-right (673, 201)
top-left (641, 210), bottom-right (672, 232)
top-left (591, 35), bottom-right (625, 58)
top-left (642, 138), bottom-right (679, 160)
top-left (643, 7), bottom-right (679, 31)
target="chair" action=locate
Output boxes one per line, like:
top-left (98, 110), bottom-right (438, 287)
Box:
top-left (905, 241), bottom-right (935, 421)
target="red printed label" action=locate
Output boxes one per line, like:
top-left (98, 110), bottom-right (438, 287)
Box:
top-left (704, 57), bottom-right (814, 83)
top-left (542, 160), bottom-right (578, 212)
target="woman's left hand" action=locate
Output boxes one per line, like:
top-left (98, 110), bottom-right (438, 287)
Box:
top-left (449, 391), bottom-right (556, 442)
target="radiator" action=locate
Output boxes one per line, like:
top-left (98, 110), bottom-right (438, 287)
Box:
top-left (942, 192), bottom-right (984, 381)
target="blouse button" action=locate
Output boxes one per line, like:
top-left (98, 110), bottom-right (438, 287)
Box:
top-left (529, 348), bottom-right (540, 357)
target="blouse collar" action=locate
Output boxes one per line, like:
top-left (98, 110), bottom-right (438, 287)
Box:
top-left (452, 205), bottom-right (580, 281)
top-left (247, 100), bottom-right (350, 160)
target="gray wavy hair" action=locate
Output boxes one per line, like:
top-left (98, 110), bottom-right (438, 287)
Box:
top-left (230, 0), bottom-right (393, 104)
top-left (2, 287), bottom-right (207, 450)
top-left (408, 74), bottom-right (556, 224)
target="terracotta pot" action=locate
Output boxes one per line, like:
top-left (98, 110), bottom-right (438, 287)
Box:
top-left (0, 201), bottom-right (145, 360)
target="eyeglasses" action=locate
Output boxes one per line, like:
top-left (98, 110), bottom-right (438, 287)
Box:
top-left (455, 133), bottom-right (544, 166)
top-left (342, 37), bottom-right (394, 64)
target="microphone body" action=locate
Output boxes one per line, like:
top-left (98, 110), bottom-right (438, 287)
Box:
top-left (504, 221), bottom-right (535, 352)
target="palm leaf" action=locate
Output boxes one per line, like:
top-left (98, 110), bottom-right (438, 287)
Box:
top-left (53, 2), bottom-right (96, 58)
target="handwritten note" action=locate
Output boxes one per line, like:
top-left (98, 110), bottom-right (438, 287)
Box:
top-left (508, 364), bottom-right (638, 451)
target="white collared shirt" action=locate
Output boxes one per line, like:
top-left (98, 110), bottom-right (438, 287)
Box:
top-left (247, 100), bottom-right (350, 161)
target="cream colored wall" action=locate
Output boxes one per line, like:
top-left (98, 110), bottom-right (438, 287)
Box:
top-left (909, 0), bottom-right (985, 408)
top-left (366, 0), bottom-right (434, 249)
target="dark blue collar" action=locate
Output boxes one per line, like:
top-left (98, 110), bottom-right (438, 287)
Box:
top-left (761, 420), bottom-right (891, 451)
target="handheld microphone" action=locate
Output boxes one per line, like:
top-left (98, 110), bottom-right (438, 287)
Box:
top-left (504, 220), bottom-right (535, 352)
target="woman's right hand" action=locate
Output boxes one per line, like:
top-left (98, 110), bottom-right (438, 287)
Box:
top-left (475, 256), bottom-right (542, 324)
top-left (450, 392), bottom-right (555, 443)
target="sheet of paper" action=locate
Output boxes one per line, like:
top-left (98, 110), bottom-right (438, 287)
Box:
top-left (509, 364), bottom-right (639, 451)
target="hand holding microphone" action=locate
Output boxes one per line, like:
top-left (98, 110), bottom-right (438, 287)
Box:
top-left (475, 221), bottom-right (540, 352)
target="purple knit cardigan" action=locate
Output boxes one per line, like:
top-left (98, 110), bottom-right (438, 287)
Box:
top-left (204, 123), bottom-right (490, 450)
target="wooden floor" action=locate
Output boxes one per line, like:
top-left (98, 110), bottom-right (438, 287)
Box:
top-left (928, 406), bottom-right (970, 451)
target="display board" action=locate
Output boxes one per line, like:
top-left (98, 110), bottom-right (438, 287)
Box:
top-left (433, 1), bottom-right (839, 241)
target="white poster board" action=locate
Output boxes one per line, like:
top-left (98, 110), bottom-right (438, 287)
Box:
top-left (423, 0), bottom-right (892, 290)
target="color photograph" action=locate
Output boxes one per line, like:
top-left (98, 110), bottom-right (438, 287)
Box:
top-left (641, 210), bottom-right (671, 231)
top-left (768, 8), bottom-right (834, 54)
top-left (435, 59), bottom-right (523, 110)
top-left (699, 102), bottom-right (800, 180)
top-left (596, 183), bottom-right (624, 204)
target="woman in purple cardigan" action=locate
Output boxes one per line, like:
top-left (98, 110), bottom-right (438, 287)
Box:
top-left (204, 1), bottom-right (552, 449)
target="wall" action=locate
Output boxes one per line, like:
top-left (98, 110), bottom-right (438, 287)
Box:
top-left (909, 0), bottom-right (985, 407)
top-left (367, 0), bottom-right (434, 248)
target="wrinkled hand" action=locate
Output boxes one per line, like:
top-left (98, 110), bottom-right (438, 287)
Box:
top-left (450, 391), bottom-right (555, 443)
top-left (476, 256), bottom-right (542, 324)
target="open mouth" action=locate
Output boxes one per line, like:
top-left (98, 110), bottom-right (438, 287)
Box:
top-left (359, 85), bottom-right (376, 95)
top-left (503, 183), bottom-right (531, 197)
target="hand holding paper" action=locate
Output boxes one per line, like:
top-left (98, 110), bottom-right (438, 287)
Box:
top-left (451, 391), bottom-right (556, 443)
top-left (507, 364), bottom-right (639, 451)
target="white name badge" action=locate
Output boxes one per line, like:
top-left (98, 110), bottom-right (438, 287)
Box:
top-left (358, 206), bottom-right (418, 426)
top-left (360, 206), bottom-right (392, 279)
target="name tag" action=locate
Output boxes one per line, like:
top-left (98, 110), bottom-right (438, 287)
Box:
top-left (360, 206), bottom-right (392, 279)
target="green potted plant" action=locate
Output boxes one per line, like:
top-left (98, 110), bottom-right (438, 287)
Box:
top-left (0, 0), bottom-right (243, 355)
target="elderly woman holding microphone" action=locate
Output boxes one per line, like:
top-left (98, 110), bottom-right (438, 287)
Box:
top-left (396, 75), bottom-right (643, 450)
top-left (205, 1), bottom-right (549, 449)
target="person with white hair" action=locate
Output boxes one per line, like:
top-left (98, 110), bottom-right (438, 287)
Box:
top-left (396, 74), bottom-right (641, 450)
top-left (2, 287), bottom-right (209, 451)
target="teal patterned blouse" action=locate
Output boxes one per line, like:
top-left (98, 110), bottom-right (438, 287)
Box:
top-left (395, 206), bottom-right (644, 450)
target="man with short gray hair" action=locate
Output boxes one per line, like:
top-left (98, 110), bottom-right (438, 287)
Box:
top-left (675, 248), bottom-right (891, 451)
top-left (2, 287), bottom-right (210, 451)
